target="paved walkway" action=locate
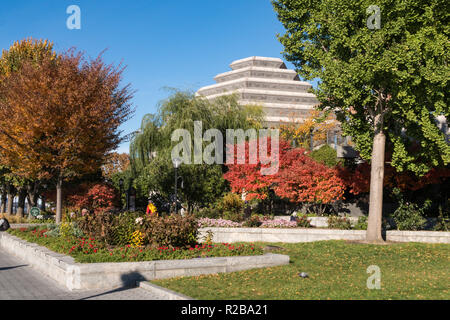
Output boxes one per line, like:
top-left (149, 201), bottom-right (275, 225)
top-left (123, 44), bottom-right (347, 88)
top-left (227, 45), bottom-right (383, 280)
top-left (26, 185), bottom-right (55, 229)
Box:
top-left (0, 248), bottom-right (163, 300)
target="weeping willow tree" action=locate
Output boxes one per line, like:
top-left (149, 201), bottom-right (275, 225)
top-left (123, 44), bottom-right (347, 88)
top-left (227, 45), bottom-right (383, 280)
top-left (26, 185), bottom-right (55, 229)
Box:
top-left (129, 91), bottom-right (264, 211)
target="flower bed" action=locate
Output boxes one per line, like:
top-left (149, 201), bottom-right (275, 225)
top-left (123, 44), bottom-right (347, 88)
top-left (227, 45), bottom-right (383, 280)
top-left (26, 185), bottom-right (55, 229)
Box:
top-left (260, 219), bottom-right (298, 228)
top-left (7, 226), bottom-right (263, 263)
top-left (197, 218), bottom-right (243, 228)
top-left (198, 217), bottom-right (308, 228)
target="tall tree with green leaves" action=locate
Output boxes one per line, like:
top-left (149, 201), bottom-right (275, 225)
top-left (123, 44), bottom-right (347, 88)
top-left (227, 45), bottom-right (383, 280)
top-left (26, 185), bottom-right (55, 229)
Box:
top-left (273, 0), bottom-right (449, 242)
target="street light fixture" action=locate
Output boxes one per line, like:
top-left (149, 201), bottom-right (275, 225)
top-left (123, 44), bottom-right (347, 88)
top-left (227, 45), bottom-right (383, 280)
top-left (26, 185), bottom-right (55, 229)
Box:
top-left (172, 157), bottom-right (182, 214)
top-left (41, 183), bottom-right (48, 211)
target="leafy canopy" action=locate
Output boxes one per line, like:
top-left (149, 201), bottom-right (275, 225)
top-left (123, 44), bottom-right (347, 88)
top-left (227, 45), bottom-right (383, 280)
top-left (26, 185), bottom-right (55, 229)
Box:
top-left (129, 92), bottom-right (264, 209)
top-left (273, 0), bottom-right (449, 175)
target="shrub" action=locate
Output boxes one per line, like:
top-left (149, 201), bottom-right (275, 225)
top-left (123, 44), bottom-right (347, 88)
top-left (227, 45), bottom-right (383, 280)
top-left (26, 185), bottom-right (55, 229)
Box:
top-left (110, 212), bottom-right (142, 246)
top-left (68, 183), bottom-right (119, 214)
top-left (217, 193), bottom-right (244, 221)
top-left (130, 230), bottom-right (144, 247)
top-left (309, 144), bottom-right (340, 168)
top-left (202, 230), bottom-right (214, 245)
top-left (242, 215), bottom-right (262, 227)
top-left (44, 222), bottom-right (84, 238)
top-left (353, 216), bottom-right (368, 230)
top-left (140, 214), bottom-right (198, 248)
top-left (391, 188), bottom-right (428, 231)
top-left (60, 222), bottom-right (74, 238)
top-left (222, 210), bottom-right (244, 222)
top-left (194, 207), bottom-right (220, 219)
top-left (43, 224), bottom-right (60, 237)
top-left (295, 215), bottom-right (312, 228)
top-left (76, 212), bottom-right (116, 244)
top-left (434, 206), bottom-right (450, 231)
top-left (327, 215), bottom-right (352, 230)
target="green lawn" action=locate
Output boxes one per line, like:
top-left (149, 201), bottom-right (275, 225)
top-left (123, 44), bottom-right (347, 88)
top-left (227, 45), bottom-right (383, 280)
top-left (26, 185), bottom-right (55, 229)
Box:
top-left (151, 240), bottom-right (450, 300)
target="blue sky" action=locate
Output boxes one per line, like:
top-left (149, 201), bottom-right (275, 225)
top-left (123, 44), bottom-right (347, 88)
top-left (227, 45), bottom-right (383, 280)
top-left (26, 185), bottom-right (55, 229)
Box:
top-left (0, 0), bottom-right (301, 154)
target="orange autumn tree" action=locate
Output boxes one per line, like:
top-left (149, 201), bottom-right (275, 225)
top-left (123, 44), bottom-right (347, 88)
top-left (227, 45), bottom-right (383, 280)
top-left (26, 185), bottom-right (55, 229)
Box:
top-left (0, 47), bottom-right (134, 222)
top-left (280, 109), bottom-right (339, 150)
top-left (101, 152), bottom-right (130, 180)
top-left (0, 38), bottom-right (57, 214)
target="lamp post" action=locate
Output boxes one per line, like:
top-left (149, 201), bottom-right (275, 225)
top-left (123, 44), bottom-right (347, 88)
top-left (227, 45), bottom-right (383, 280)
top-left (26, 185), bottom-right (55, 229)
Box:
top-left (41, 183), bottom-right (47, 211)
top-left (172, 157), bottom-right (182, 214)
top-left (118, 178), bottom-right (124, 210)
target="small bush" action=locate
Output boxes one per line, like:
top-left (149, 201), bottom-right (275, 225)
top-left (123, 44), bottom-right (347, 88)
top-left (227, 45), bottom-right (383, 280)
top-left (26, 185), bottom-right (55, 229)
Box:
top-left (433, 206), bottom-right (450, 231)
top-left (140, 214), bottom-right (198, 248)
top-left (353, 216), bottom-right (368, 230)
top-left (217, 193), bottom-right (244, 221)
top-left (391, 188), bottom-right (428, 231)
top-left (68, 183), bottom-right (119, 214)
top-left (44, 222), bottom-right (84, 238)
top-left (222, 210), bottom-right (244, 222)
top-left (111, 212), bottom-right (141, 246)
top-left (76, 212), bottom-right (116, 244)
top-left (242, 215), bottom-right (262, 227)
top-left (60, 222), bottom-right (74, 238)
top-left (327, 215), bottom-right (352, 230)
top-left (295, 215), bottom-right (312, 228)
top-left (195, 207), bottom-right (220, 219)
top-left (309, 145), bottom-right (340, 167)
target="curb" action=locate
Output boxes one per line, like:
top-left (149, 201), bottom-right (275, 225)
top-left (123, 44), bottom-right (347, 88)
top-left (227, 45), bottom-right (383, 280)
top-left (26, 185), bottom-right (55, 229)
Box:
top-left (137, 281), bottom-right (194, 300)
top-left (0, 232), bottom-right (289, 291)
top-left (198, 227), bottom-right (450, 244)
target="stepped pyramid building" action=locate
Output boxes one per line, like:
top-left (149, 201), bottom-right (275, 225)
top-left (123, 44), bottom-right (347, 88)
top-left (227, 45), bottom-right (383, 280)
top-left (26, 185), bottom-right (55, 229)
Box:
top-left (196, 56), bottom-right (320, 125)
top-left (197, 56), bottom-right (360, 158)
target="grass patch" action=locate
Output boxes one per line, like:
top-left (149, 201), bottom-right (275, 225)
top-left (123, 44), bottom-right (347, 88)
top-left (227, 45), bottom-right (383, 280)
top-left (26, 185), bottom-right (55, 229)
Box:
top-left (151, 240), bottom-right (450, 300)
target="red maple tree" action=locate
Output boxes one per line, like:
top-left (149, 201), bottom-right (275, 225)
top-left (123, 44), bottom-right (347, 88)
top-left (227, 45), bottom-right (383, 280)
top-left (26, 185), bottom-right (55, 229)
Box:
top-left (340, 163), bottom-right (450, 195)
top-left (224, 138), bottom-right (346, 204)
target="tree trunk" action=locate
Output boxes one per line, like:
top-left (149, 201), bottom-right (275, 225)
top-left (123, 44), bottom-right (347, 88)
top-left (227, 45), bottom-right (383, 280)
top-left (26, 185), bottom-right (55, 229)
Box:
top-left (0, 190), bottom-right (6, 213)
top-left (56, 176), bottom-right (63, 223)
top-left (16, 189), bottom-right (27, 218)
top-left (26, 182), bottom-right (39, 218)
top-left (26, 197), bottom-right (31, 218)
top-left (366, 117), bottom-right (386, 242)
top-left (27, 182), bottom-right (39, 207)
top-left (6, 184), bottom-right (14, 215)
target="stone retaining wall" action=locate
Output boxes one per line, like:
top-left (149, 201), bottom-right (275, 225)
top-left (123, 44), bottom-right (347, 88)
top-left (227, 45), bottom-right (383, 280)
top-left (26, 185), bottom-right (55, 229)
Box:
top-left (0, 232), bottom-right (289, 291)
top-left (199, 227), bottom-right (450, 244)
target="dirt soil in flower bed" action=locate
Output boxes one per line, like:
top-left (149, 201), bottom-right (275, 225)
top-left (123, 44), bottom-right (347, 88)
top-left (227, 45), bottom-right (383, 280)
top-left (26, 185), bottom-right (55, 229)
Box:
top-left (7, 227), bottom-right (263, 263)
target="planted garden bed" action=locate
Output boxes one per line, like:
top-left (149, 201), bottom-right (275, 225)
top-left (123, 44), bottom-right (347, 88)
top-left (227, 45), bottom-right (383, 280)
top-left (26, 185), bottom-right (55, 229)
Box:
top-left (0, 230), bottom-right (289, 290)
top-left (7, 225), bottom-right (263, 263)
